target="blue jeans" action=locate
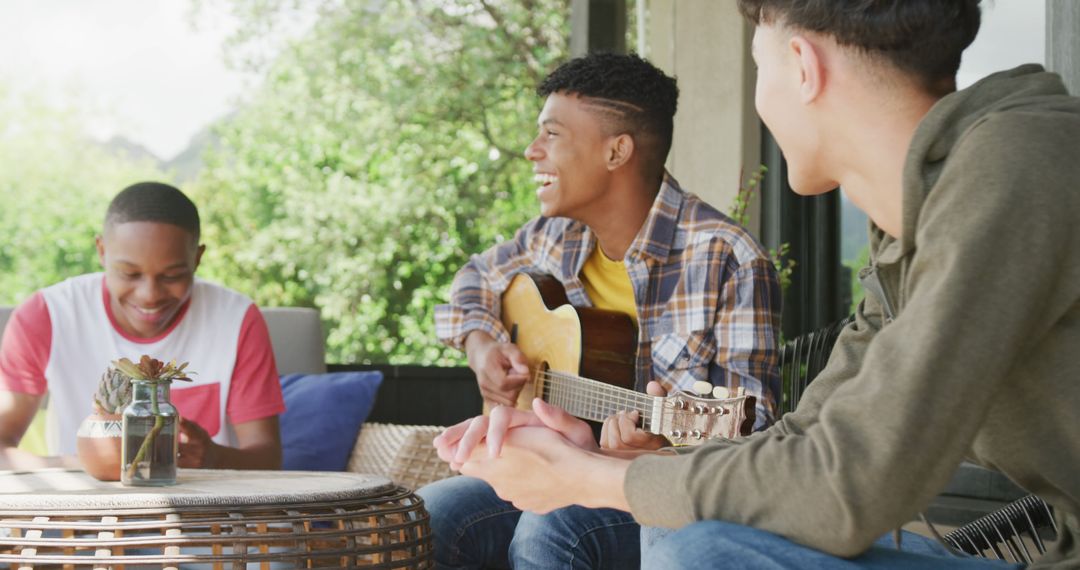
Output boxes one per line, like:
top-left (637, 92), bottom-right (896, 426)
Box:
top-left (641, 520), bottom-right (1024, 569)
top-left (415, 476), bottom-right (641, 569)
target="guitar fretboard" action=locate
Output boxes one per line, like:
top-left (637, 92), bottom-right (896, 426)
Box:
top-left (537, 369), bottom-right (657, 432)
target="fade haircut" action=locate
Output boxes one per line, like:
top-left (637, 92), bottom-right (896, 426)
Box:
top-left (738, 0), bottom-right (982, 96)
top-left (105, 182), bottom-right (200, 242)
top-left (538, 52), bottom-right (679, 179)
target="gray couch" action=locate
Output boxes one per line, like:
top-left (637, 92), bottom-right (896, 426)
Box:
top-left (0, 306), bottom-right (10, 343)
top-left (0, 305), bottom-right (327, 376)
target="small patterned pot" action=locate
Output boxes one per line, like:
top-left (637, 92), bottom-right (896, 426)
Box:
top-left (76, 413), bottom-right (123, 481)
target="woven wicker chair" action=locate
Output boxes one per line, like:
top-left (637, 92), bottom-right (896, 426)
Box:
top-left (780, 316), bottom-right (1058, 564)
top-left (348, 422), bottom-right (456, 491)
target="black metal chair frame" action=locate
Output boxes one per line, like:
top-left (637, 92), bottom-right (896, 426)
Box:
top-left (943, 494), bottom-right (1058, 564)
top-left (778, 315), bottom-right (852, 415)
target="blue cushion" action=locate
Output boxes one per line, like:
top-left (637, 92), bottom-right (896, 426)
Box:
top-left (279, 371), bottom-right (383, 471)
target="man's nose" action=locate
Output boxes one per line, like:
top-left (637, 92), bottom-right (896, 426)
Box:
top-left (136, 278), bottom-right (166, 305)
top-left (524, 136), bottom-right (543, 161)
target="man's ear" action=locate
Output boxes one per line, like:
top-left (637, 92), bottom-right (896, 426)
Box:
top-left (606, 133), bottom-right (634, 171)
top-left (95, 235), bottom-right (106, 267)
top-left (194, 244), bottom-right (206, 270)
top-left (790, 35), bottom-right (824, 104)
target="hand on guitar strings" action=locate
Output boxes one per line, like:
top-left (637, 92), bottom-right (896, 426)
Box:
top-left (600, 381), bottom-right (673, 451)
top-left (433, 399), bottom-right (598, 471)
top-left (464, 331), bottom-right (530, 407)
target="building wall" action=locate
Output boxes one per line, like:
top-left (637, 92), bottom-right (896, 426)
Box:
top-left (647, 1), bottom-right (761, 234)
top-left (1048, 0), bottom-right (1080, 95)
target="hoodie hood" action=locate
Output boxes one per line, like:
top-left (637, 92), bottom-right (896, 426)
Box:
top-left (873, 64), bottom-right (1078, 265)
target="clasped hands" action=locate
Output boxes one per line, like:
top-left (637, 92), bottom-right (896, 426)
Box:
top-left (433, 383), bottom-right (670, 513)
top-left (454, 332), bottom-right (669, 511)
top-left (433, 398), bottom-right (606, 513)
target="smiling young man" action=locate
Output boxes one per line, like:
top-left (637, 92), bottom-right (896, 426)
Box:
top-left (422, 53), bottom-right (781, 569)
top-left (434, 1), bottom-right (1080, 568)
top-left (0, 182), bottom-right (284, 471)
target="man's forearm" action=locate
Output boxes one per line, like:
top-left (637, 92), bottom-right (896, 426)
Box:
top-left (577, 451), bottom-right (633, 511)
top-left (464, 330), bottom-right (495, 359)
top-left (211, 443), bottom-right (282, 470)
top-left (601, 447), bottom-right (675, 460)
top-left (578, 448), bottom-right (680, 511)
top-left (0, 445), bottom-right (79, 471)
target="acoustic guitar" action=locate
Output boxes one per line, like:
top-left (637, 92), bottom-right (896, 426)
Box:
top-left (497, 273), bottom-right (756, 445)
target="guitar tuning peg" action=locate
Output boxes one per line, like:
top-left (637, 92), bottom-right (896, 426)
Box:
top-left (692, 381), bottom-right (713, 396)
top-left (712, 386), bottom-right (729, 399)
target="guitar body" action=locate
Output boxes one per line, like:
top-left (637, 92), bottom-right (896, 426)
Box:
top-left (498, 273), bottom-right (637, 412)
top-left (493, 272), bottom-right (755, 443)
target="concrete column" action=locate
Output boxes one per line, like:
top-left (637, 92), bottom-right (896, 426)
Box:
top-left (648, 0), bottom-right (761, 232)
top-left (1047, 0), bottom-right (1080, 95)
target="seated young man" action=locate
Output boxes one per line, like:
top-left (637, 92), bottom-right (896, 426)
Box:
top-left (434, 1), bottom-right (1080, 569)
top-left (421, 53), bottom-right (782, 569)
top-left (0, 182), bottom-right (284, 471)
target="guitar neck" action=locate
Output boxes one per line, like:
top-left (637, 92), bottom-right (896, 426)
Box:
top-left (538, 370), bottom-right (659, 432)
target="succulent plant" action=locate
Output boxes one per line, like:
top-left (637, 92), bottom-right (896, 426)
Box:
top-left (113, 355), bottom-right (194, 384)
top-left (93, 367), bottom-right (133, 416)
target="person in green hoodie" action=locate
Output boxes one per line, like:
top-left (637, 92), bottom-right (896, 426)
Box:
top-left (431, 0), bottom-right (1080, 568)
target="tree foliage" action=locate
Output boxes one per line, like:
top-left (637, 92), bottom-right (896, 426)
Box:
top-left (728, 165), bottom-right (795, 293)
top-left (1, 1), bottom-right (571, 366)
top-left (190, 0), bottom-right (571, 364)
top-left (0, 86), bottom-right (168, 304)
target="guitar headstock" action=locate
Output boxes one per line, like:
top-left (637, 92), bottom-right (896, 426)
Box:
top-left (651, 388), bottom-right (756, 445)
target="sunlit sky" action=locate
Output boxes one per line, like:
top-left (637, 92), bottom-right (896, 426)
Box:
top-left (0, 0), bottom-right (1047, 162)
top-left (957, 0), bottom-right (1045, 89)
top-left (0, 0), bottom-right (245, 160)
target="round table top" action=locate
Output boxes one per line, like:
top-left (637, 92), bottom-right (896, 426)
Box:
top-left (0, 468), bottom-right (394, 510)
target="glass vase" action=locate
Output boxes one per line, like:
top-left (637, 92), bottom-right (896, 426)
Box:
top-left (121, 379), bottom-right (178, 486)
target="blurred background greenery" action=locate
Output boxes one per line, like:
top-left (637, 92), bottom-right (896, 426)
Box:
top-left (1, 0), bottom-right (573, 365)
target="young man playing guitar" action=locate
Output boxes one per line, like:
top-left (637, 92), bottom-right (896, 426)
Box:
top-left (420, 53), bottom-right (782, 569)
top-left (436, 1), bottom-right (1080, 568)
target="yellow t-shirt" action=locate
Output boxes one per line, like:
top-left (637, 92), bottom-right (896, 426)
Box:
top-left (580, 245), bottom-right (638, 327)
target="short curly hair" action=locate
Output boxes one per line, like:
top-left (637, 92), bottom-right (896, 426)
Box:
top-left (538, 52), bottom-right (679, 177)
top-left (738, 0), bottom-right (981, 95)
top-left (105, 182), bottom-right (200, 241)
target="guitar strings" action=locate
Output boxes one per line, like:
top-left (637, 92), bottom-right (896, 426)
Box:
top-left (531, 368), bottom-right (657, 428)
top-left (528, 368), bottom-right (744, 434)
top-left (535, 368), bottom-right (746, 407)
top-left (535, 368), bottom-right (653, 408)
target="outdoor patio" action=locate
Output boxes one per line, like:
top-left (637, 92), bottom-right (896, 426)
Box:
top-left (1, 0), bottom-right (1076, 567)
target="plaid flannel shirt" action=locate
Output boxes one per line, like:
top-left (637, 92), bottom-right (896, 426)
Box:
top-left (435, 177), bottom-right (782, 428)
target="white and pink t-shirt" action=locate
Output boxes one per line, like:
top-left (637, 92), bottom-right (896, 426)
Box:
top-left (0, 273), bottom-right (285, 455)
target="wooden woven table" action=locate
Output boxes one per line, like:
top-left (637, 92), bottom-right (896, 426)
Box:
top-left (0, 468), bottom-right (432, 569)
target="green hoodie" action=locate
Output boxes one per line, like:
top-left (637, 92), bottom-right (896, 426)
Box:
top-left (625, 65), bottom-right (1080, 567)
